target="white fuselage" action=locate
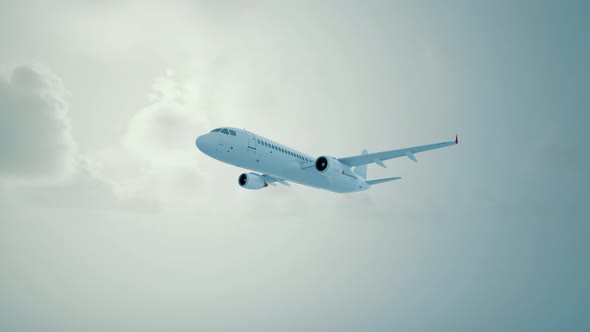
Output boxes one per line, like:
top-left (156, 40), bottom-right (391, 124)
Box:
top-left (195, 127), bottom-right (370, 193)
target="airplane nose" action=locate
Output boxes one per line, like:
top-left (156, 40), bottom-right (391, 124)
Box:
top-left (195, 135), bottom-right (206, 152)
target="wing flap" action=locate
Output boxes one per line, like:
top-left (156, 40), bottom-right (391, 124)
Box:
top-left (262, 174), bottom-right (290, 186)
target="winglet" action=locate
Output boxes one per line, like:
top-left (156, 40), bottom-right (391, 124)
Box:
top-left (455, 135), bottom-right (458, 144)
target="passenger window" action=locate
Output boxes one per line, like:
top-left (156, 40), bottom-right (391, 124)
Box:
top-left (220, 129), bottom-right (229, 135)
top-left (229, 130), bottom-right (236, 136)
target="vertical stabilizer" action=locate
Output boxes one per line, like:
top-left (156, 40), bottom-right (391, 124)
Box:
top-left (353, 149), bottom-right (368, 179)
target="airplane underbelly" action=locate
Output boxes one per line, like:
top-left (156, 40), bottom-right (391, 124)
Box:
top-left (264, 165), bottom-right (361, 193)
top-left (320, 174), bottom-right (363, 193)
top-left (236, 149), bottom-right (364, 193)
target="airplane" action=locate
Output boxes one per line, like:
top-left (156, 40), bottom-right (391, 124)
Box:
top-left (195, 127), bottom-right (458, 193)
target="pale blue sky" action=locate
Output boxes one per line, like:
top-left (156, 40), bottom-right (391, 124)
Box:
top-left (0, 1), bottom-right (588, 331)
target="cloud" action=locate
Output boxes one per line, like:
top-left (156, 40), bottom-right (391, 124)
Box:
top-left (79, 71), bottom-right (217, 209)
top-left (0, 65), bottom-right (234, 212)
top-left (0, 65), bottom-right (75, 180)
top-left (122, 71), bottom-right (212, 166)
top-left (12, 157), bottom-right (159, 212)
top-left (0, 65), bottom-right (165, 211)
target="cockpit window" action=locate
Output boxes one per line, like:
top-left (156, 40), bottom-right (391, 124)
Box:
top-left (220, 129), bottom-right (229, 135)
top-left (229, 130), bottom-right (236, 136)
top-left (211, 128), bottom-right (222, 132)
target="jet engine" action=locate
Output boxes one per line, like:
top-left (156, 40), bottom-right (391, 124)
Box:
top-left (238, 173), bottom-right (268, 190)
top-left (315, 156), bottom-right (345, 176)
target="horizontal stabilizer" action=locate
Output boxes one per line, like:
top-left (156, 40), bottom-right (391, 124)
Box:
top-left (366, 176), bottom-right (401, 185)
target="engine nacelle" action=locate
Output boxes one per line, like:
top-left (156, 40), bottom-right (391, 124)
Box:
top-left (315, 156), bottom-right (345, 176)
top-left (238, 173), bottom-right (268, 190)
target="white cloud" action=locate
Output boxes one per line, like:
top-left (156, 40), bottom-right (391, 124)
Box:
top-left (13, 157), bottom-right (159, 212)
top-left (0, 65), bottom-right (75, 180)
top-left (122, 72), bottom-right (211, 167)
top-left (82, 71), bottom-right (218, 209)
top-left (0, 65), bottom-right (254, 212)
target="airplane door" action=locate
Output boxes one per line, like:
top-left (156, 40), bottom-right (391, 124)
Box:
top-left (248, 134), bottom-right (257, 150)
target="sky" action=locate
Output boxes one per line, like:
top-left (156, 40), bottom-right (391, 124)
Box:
top-left (1, 1), bottom-right (589, 331)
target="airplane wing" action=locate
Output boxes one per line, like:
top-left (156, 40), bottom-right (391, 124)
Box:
top-left (338, 135), bottom-right (458, 167)
top-left (261, 174), bottom-right (291, 186)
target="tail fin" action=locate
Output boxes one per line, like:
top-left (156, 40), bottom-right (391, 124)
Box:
top-left (366, 176), bottom-right (401, 185)
top-left (353, 149), bottom-right (368, 179)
